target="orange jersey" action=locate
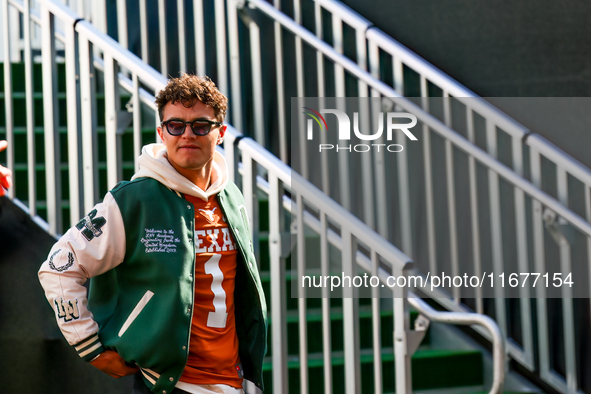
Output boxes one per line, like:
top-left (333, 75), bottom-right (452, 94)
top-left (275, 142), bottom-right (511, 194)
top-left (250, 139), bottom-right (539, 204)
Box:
top-left (179, 195), bottom-right (243, 389)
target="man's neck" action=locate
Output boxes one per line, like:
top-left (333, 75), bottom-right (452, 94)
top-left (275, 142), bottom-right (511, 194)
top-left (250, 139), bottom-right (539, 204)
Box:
top-left (168, 159), bottom-right (215, 191)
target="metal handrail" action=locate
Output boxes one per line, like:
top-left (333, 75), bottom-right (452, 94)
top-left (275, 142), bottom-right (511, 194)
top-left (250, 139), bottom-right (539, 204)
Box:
top-left (226, 126), bottom-right (505, 394)
top-left (408, 295), bottom-right (505, 394)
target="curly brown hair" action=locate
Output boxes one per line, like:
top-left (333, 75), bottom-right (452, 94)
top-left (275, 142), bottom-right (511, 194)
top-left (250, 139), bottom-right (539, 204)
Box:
top-left (155, 74), bottom-right (228, 122)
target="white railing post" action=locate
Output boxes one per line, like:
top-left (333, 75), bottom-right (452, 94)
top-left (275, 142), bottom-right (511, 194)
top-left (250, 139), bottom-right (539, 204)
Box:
top-left (65, 14), bottom-right (81, 226)
top-left (214, 0), bottom-right (228, 96)
top-left (41, 3), bottom-right (62, 235)
top-left (132, 73), bottom-right (142, 171)
top-left (25, 0), bottom-right (37, 216)
top-left (78, 32), bottom-right (98, 212)
top-left (104, 53), bottom-right (122, 189)
top-left (341, 228), bottom-right (361, 394)
top-left (320, 211), bottom-right (332, 394)
top-left (270, 173), bottom-right (288, 394)
top-left (296, 192), bottom-right (308, 394)
top-left (176, 0), bottom-right (186, 73)
top-left (2, 0), bottom-right (15, 199)
top-left (393, 266), bottom-right (411, 394)
top-left (272, 0), bottom-right (287, 162)
top-left (226, 0), bottom-right (242, 129)
top-left (116, 0), bottom-right (127, 49)
top-left (158, 0), bottom-right (167, 76)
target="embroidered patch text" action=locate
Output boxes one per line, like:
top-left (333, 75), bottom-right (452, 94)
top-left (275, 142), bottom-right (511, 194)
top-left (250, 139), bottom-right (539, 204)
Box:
top-left (76, 209), bottom-right (106, 241)
top-left (55, 297), bottom-right (80, 321)
top-left (141, 228), bottom-right (181, 253)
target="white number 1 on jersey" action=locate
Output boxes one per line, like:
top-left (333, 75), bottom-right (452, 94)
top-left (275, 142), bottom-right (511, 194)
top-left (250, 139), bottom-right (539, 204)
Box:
top-left (204, 254), bottom-right (228, 328)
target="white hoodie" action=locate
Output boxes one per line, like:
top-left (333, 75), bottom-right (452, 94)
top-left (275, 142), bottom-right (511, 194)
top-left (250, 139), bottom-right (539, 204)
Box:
top-left (132, 143), bottom-right (229, 201)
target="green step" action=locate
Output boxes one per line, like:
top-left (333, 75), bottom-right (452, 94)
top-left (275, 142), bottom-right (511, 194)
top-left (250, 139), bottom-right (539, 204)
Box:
top-left (262, 347), bottom-right (483, 393)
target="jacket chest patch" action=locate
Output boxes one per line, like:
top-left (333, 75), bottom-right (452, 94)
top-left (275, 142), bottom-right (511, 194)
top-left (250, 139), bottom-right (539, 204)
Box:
top-left (141, 228), bottom-right (181, 253)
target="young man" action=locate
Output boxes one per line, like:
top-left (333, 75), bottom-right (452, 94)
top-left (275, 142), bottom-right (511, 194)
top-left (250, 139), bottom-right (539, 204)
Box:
top-left (38, 75), bottom-right (267, 394)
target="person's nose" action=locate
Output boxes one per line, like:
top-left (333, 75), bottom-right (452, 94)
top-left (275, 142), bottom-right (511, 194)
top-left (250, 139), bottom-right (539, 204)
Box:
top-left (181, 123), bottom-right (196, 138)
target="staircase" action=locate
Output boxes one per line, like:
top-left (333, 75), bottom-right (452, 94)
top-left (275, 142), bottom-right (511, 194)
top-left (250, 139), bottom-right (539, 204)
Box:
top-left (0, 57), bottom-right (502, 392)
top-left (3, 0), bottom-right (591, 393)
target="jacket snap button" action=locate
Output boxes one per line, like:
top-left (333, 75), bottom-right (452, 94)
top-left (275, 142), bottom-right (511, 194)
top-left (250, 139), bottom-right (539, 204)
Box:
top-left (187, 205), bottom-right (191, 209)
top-left (162, 391), bottom-right (166, 394)
top-left (182, 345), bottom-right (187, 350)
top-left (169, 377), bottom-right (174, 381)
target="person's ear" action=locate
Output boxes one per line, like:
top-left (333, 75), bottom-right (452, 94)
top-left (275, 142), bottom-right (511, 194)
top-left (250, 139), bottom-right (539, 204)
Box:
top-left (157, 126), bottom-right (165, 143)
top-left (217, 124), bottom-right (227, 145)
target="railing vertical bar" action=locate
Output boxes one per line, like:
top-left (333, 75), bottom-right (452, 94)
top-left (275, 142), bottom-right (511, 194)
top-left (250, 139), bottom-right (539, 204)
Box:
top-left (332, 15), bottom-right (350, 210)
top-left (25, 0), bottom-right (36, 216)
top-left (116, 0), bottom-right (128, 49)
top-left (293, 0), bottom-right (307, 178)
top-left (556, 167), bottom-right (578, 393)
top-left (371, 249), bottom-right (383, 394)
top-left (393, 266), bottom-right (411, 394)
top-left (393, 57), bottom-right (403, 94)
top-left (91, 0), bottom-right (107, 33)
top-left (65, 18), bottom-right (81, 226)
top-left (222, 130), bottom-right (236, 184)
top-left (79, 33), bottom-right (98, 212)
top-left (512, 135), bottom-right (534, 369)
top-left (132, 73), bottom-right (142, 171)
top-left (104, 54), bottom-right (121, 190)
top-left (486, 120), bottom-right (507, 336)
top-left (158, 0), bottom-right (167, 76)
top-left (314, 3), bottom-right (328, 193)
top-left (155, 112), bottom-right (160, 142)
top-left (139, 0), bottom-right (148, 62)
top-left (320, 212), bottom-right (332, 394)
top-left (214, 0), bottom-right (228, 96)
top-left (8, 0), bottom-right (19, 62)
top-left (341, 228), bottom-right (360, 394)
top-left (242, 150), bottom-right (258, 258)
top-left (296, 193), bottom-right (309, 394)
top-left (356, 29), bottom-right (374, 229)
top-left (177, 0), bottom-right (187, 73)
top-left (248, 17), bottom-right (264, 145)
top-left (193, 0), bottom-right (206, 74)
top-left (466, 109), bottom-right (483, 313)
top-left (443, 92), bottom-right (459, 301)
top-left (76, 0), bottom-right (83, 17)
top-left (42, 4), bottom-right (62, 234)
top-left (227, 0), bottom-right (242, 129)
top-left (270, 172), bottom-right (288, 394)
top-left (2, 0), bottom-right (15, 199)
top-left (368, 39), bottom-right (387, 239)
top-left (314, 2), bottom-right (324, 99)
top-left (397, 129), bottom-right (412, 256)
top-left (530, 148), bottom-right (551, 379)
top-left (421, 76), bottom-right (436, 274)
top-left (273, 0), bottom-right (287, 162)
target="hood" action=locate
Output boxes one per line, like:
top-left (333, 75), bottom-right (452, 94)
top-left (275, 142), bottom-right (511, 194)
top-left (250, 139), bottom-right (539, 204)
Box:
top-left (131, 143), bottom-right (228, 201)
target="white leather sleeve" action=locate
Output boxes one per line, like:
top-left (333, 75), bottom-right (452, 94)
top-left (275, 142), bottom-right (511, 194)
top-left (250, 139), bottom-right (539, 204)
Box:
top-left (38, 192), bottom-right (126, 359)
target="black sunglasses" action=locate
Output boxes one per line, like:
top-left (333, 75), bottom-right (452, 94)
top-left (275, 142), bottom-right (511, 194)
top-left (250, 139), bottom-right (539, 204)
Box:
top-left (161, 119), bottom-right (223, 136)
